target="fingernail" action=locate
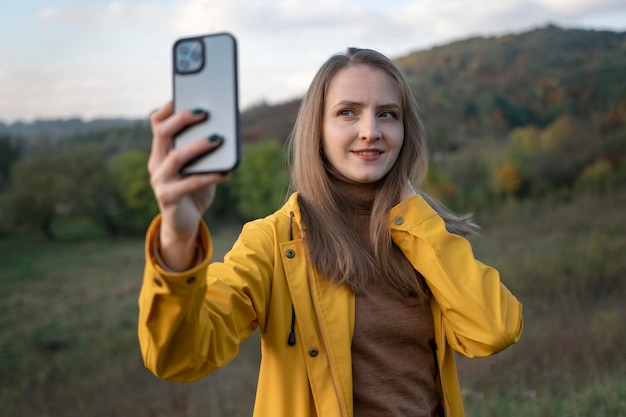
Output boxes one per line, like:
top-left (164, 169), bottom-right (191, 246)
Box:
top-left (191, 108), bottom-right (208, 116)
top-left (208, 134), bottom-right (223, 142)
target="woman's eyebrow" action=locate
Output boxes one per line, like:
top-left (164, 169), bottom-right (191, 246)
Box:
top-left (378, 103), bottom-right (401, 111)
top-left (330, 100), bottom-right (401, 110)
top-left (331, 100), bottom-right (363, 108)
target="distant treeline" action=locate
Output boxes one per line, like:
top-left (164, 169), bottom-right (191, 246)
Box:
top-left (1, 25), bottom-right (625, 239)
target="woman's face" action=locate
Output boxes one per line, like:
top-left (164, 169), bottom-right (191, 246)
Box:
top-left (322, 64), bottom-right (404, 184)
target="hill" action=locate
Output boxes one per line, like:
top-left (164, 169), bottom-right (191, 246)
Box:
top-left (396, 24), bottom-right (626, 150)
top-left (0, 118), bottom-right (138, 141)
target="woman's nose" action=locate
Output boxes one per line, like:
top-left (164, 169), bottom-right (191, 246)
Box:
top-left (359, 114), bottom-right (381, 142)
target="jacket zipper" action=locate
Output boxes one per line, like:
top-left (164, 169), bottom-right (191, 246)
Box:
top-left (308, 269), bottom-right (347, 417)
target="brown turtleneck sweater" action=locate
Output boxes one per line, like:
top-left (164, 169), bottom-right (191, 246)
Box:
top-left (335, 180), bottom-right (442, 417)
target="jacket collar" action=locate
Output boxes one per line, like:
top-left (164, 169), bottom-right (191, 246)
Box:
top-left (278, 192), bottom-right (304, 240)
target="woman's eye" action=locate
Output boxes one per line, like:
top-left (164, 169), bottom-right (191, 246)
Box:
top-left (379, 111), bottom-right (397, 119)
top-left (339, 109), bottom-right (354, 117)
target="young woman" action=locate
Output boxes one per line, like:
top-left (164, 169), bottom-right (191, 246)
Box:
top-left (139, 47), bottom-right (523, 417)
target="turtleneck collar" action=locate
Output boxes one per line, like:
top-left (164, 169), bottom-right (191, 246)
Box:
top-left (329, 171), bottom-right (379, 215)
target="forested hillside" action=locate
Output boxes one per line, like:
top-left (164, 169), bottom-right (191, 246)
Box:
top-left (1, 24), bottom-right (625, 237)
top-left (397, 24), bottom-right (626, 148)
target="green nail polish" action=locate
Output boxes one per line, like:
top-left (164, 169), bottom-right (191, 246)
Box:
top-left (208, 134), bottom-right (221, 142)
top-left (191, 108), bottom-right (206, 115)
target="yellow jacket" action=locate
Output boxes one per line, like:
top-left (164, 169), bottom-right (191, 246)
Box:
top-left (138, 193), bottom-right (523, 417)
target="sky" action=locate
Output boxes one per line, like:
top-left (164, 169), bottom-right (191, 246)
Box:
top-left (1, 0), bottom-right (625, 123)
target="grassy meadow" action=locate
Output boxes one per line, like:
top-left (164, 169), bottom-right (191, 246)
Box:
top-left (1, 187), bottom-right (625, 417)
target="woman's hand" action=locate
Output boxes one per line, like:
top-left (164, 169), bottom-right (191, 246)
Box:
top-left (148, 101), bottom-right (227, 271)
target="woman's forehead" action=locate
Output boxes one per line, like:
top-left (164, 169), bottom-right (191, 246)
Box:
top-left (325, 65), bottom-right (401, 107)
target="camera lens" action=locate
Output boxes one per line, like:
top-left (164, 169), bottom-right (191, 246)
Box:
top-left (179, 45), bottom-right (189, 55)
top-left (179, 59), bottom-right (189, 70)
top-left (191, 51), bottom-right (201, 61)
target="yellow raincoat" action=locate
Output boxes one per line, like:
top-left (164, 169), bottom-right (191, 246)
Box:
top-left (138, 193), bottom-right (523, 417)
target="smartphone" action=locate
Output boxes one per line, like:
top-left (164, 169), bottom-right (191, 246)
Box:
top-left (172, 32), bottom-right (240, 174)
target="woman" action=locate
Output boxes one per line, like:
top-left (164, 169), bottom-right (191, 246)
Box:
top-left (139, 47), bottom-right (523, 417)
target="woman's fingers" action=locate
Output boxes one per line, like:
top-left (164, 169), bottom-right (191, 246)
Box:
top-left (148, 103), bottom-right (209, 174)
top-left (151, 134), bottom-right (223, 184)
top-left (154, 108), bottom-right (208, 142)
top-left (149, 101), bottom-right (173, 125)
top-left (147, 101), bottom-right (228, 215)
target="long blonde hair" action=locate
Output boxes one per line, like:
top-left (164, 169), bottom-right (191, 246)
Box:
top-left (288, 48), bottom-right (477, 295)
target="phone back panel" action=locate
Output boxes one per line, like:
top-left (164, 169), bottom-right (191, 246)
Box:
top-left (173, 33), bottom-right (240, 174)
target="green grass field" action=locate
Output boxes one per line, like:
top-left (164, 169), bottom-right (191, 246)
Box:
top-left (1, 188), bottom-right (625, 416)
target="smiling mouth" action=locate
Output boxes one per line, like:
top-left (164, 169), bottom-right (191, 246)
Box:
top-left (353, 150), bottom-right (383, 156)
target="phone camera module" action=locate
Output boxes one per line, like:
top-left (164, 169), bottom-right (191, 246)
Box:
top-left (176, 39), bottom-right (204, 74)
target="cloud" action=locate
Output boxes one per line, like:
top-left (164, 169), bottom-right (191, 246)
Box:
top-left (0, 65), bottom-right (168, 122)
top-left (166, 0), bottom-right (401, 40)
top-left (389, 0), bottom-right (542, 42)
top-left (535, 0), bottom-right (625, 14)
top-left (37, 2), bottom-right (161, 25)
top-left (379, 0), bottom-right (625, 52)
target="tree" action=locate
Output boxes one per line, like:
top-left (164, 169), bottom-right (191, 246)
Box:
top-left (0, 135), bottom-right (21, 190)
top-left (231, 140), bottom-right (289, 220)
top-left (59, 144), bottom-right (117, 228)
top-left (8, 153), bottom-right (70, 239)
top-left (107, 150), bottom-right (158, 234)
top-left (493, 162), bottom-right (522, 197)
top-left (422, 164), bottom-right (457, 202)
top-left (6, 145), bottom-right (118, 239)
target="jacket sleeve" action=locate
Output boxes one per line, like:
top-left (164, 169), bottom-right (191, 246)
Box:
top-left (138, 215), bottom-right (273, 382)
top-left (390, 195), bottom-right (523, 358)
